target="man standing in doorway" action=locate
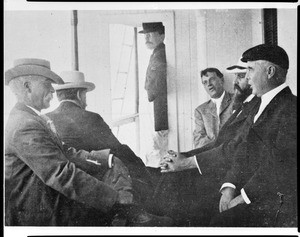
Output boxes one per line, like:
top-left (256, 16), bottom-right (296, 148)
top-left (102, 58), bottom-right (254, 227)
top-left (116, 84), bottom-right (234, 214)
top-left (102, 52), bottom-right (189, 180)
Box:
top-left (139, 22), bottom-right (168, 169)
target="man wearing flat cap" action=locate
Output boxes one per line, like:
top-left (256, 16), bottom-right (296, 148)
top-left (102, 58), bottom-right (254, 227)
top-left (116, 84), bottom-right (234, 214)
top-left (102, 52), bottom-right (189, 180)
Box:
top-left (4, 58), bottom-right (173, 226)
top-left (46, 70), bottom-right (155, 207)
top-left (209, 44), bottom-right (297, 227)
top-left (139, 22), bottom-right (169, 169)
top-left (160, 44), bottom-right (297, 227)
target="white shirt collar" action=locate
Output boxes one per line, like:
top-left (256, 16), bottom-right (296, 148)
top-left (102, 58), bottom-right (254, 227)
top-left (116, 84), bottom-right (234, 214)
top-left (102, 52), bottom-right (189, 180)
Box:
top-left (211, 91), bottom-right (225, 115)
top-left (26, 105), bottom-right (41, 116)
top-left (211, 90), bottom-right (225, 105)
top-left (254, 83), bottom-right (288, 123)
top-left (244, 94), bottom-right (255, 103)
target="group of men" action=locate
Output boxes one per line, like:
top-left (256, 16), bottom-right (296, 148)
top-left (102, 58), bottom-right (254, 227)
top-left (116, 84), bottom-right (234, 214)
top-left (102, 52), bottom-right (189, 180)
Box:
top-left (161, 44), bottom-right (297, 227)
top-left (5, 20), bottom-right (297, 227)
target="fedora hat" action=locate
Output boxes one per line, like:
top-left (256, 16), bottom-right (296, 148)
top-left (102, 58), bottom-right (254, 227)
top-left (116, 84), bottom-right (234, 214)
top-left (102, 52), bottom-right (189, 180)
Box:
top-left (5, 58), bottom-right (63, 85)
top-left (138, 22), bottom-right (165, 34)
top-left (53, 71), bottom-right (95, 92)
top-left (226, 58), bottom-right (248, 74)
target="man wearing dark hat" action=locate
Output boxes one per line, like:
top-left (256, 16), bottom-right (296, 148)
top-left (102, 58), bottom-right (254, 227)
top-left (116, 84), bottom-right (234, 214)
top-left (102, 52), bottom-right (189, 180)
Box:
top-left (46, 70), bottom-right (155, 207)
top-left (209, 44), bottom-right (297, 227)
top-left (139, 22), bottom-right (169, 168)
top-left (159, 44), bottom-right (296, 227)
top-left (4, 59), bottom-right (173, 226)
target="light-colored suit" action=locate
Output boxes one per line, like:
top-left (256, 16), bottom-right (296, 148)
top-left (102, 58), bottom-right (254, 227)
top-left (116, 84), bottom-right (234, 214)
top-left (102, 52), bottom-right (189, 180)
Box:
top-left (193, 91), bottom-right (234, 148)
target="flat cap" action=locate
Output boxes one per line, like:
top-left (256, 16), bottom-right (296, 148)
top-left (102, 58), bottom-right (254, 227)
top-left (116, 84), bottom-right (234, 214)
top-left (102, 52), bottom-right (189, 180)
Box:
top-left (138, 22), bottom-right (165, 34)
top-left (241, 44), bottom-right (289, 70)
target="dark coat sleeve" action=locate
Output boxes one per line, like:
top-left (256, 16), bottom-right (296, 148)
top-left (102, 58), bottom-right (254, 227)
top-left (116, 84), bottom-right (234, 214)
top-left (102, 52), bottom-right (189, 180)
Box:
top-left (224, 99), bottom-right (297, 203)
top-left (242, 110), bottom-right (297, 202)
top-left (13, 119), bottom-right (118, 213)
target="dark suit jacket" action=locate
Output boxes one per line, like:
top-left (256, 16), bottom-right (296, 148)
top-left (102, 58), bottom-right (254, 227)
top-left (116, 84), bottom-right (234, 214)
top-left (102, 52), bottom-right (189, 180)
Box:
top-left (152, 96), bottom-right (261, 226)
top-left (219, 87), bottom-right (297, 227)
top-left (47, 101), bottom-right (154, 195)
top-left (145, 42), bottom-right (168, 131)
top-left (5, 103), bottom-right (119, 226)
top-left (193, 91), bottom-right (234, 148)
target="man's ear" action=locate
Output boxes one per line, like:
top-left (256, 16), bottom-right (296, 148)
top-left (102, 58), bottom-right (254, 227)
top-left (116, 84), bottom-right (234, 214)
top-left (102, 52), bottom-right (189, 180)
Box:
top-left (267, 65), bottom-right (276, 79)
top-left (23, 81), bottom-right (32, 93)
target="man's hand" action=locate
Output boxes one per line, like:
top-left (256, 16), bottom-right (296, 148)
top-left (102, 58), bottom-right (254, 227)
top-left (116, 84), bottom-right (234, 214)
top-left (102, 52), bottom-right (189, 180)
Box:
top-left (117, 190), bottom-right (134, 205)
top-left (228, 194), bottom-right (245, 209)
top-left (219, 187), bottom-right (235, 213)
top-left (160, 150), bottom-right (196, 173)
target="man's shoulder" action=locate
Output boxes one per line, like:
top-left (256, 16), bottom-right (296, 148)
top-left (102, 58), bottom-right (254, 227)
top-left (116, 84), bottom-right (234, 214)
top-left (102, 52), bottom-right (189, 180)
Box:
top-left (195, 100), bottom-right (211, 112)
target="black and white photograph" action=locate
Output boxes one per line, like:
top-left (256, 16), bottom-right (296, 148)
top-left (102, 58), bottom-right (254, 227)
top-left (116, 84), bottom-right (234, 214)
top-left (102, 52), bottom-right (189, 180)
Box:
top-left (3, 0), bottom-right (298, 236)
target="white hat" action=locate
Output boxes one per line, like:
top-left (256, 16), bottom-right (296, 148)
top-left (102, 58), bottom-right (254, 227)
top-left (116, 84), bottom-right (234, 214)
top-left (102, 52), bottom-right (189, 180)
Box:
top-left (5, 58), bottom-right (63, 85)
top-left (53, 71), bottom-right (95, 92)
top-left (226, 58), bottom-right (248, 74)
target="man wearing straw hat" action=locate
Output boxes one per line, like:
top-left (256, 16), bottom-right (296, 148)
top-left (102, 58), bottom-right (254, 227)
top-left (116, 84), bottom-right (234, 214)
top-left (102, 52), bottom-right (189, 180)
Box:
top-left (227, 57), bottom-right (254, 112)
top-left (4, 58), bottom-right (173, 226)
top-left (47, 70), bottom-right (155, 207)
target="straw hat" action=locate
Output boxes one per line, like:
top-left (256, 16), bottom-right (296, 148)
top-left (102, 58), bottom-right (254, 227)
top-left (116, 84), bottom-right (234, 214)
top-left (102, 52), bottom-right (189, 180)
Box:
top-left (53, 71), bottom-right (95, 92)
top-left (226, 58), bottom-right (248, 74)
top-left (5, 58), bottom-right (63, 85)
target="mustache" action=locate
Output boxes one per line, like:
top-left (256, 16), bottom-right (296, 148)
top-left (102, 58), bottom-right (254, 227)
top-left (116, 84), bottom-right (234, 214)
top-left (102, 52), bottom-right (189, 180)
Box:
top-left (234, 83), bottom-right (243, 93)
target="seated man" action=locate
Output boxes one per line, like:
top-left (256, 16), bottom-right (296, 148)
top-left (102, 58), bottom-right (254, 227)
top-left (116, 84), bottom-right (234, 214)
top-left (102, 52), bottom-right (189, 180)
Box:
top-left (154, 58), bottom-right (259, 226)
top-left (46, 71), bottom-right (154, 207)
top-left (161, 44), bottom-right (297, 227)
top-left (4, 58), bottom-right (173, 227)
top-left (193, 68), bottom-right (234, 148)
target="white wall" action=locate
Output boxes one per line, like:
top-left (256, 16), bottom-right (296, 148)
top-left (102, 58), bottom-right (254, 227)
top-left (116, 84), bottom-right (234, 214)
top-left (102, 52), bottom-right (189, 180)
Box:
top-left (277, 8), bottom-right (297, 95)
top-left (4, 10), bottom-right (72, 123)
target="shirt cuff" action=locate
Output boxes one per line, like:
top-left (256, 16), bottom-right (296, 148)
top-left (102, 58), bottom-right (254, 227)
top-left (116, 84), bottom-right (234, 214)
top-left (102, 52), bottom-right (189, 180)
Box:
top-left (220, 183), bottom-right (236, 192)
top-left (108, 154), bottom-right (114, 168)
top-left (241, 188), bottom-right (251, 204)
top-left (194, 156), bottom-right (202, 174)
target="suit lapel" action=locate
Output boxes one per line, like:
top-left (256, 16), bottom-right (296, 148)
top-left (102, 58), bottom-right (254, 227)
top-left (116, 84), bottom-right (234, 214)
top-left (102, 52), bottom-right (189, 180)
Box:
top-left (232, 96), bottom-right (260, 125)
top-left (219, 92), bottom-right (232, 116)
top-left (15, 103), bottom-right (64, 149)
top-left (204, 100), bottom-right (218, 118)
top-left (253, 87), bottom-right (292, 128)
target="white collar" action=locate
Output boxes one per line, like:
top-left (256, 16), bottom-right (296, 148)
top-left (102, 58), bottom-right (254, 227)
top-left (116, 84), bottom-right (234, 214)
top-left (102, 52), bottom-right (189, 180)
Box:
top-left (244, 94), bottom-right (255, 103)
top-left (260, 83), bottom-right (288, 105)
top-left (211, 90), bottom-right (225, 104)
top-left (253, 83), bottom-right (288, 123)
top-left (26, 105), bottom-right (41, 116)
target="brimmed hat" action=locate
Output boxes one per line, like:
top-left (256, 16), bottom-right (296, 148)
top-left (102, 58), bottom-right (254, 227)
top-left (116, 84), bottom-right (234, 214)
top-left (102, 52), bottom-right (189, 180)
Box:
top-left (241, 44), bottom-right (289, 70)
top-left (53, 71), bottom-right (95, 92)
top-left (5, 58), bottom-right (63, 85)
top-left (226, 58), bottom-right (248, 74)
top-left (138, 22), bottom-right (165, 34)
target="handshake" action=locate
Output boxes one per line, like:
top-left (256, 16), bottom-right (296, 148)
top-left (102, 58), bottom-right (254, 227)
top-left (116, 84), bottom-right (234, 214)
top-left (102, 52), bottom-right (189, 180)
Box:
top-left (159, 150), bottom-right (198, 173)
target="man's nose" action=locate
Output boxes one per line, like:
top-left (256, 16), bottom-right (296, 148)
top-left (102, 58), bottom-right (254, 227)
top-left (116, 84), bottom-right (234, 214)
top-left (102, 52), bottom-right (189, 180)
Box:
top-left (145, 33), bottom-right (150, 40)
